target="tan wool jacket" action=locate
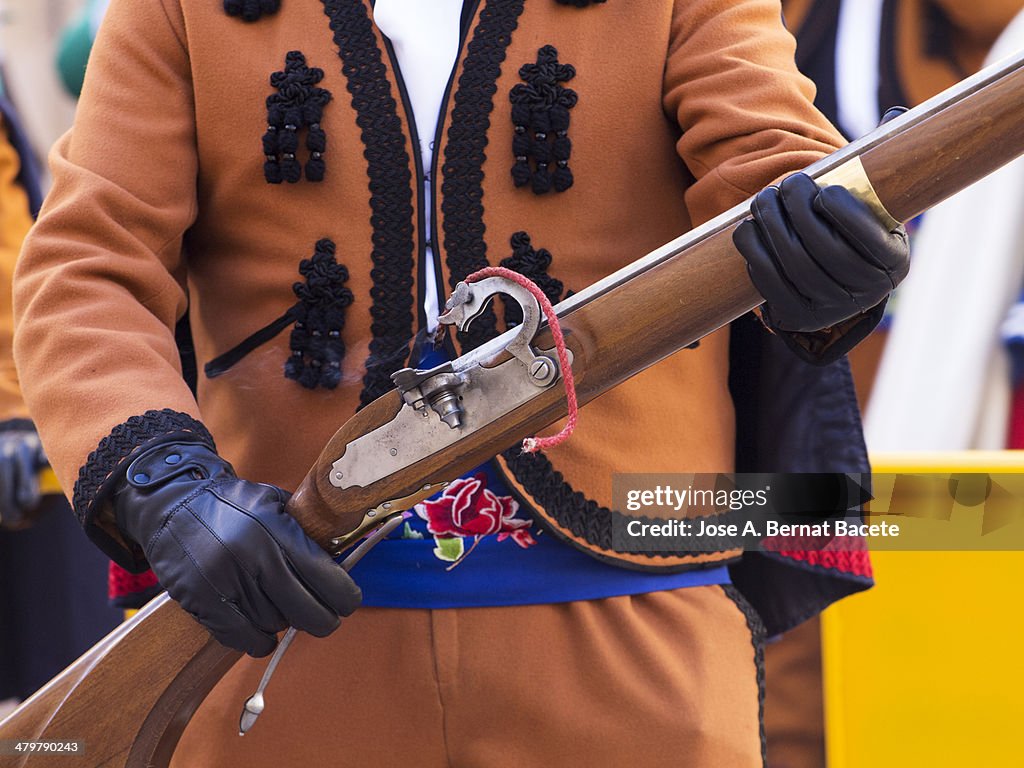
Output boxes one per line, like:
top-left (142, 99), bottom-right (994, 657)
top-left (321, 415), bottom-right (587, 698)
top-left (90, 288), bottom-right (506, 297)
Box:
top-left (14, 0), bottom-right (845, 570)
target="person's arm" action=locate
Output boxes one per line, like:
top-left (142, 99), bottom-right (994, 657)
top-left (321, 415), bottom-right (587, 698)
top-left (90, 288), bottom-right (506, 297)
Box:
top-left (14, 0), bottom-right (358, 656)
top-left (662, 0), bottom-right (909, 363)
top-left (662, 0), bottom-right (845, 227)
top-left (15, 0), bottom-right (200, 519)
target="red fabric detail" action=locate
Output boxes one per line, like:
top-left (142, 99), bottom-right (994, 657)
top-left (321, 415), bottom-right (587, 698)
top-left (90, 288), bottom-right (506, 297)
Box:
top-left (498, 527), bottom-right (537, 548)
top-left (108, 561), bottom-right (158, 601)
top-left (415, 473), bottom-right (536, 547)
top-left (762, 533), bottom-right (873, 579)
top-left (1007, 383), bottom-right (1024, 448)
top-left (774, 549), bottom-right (873, 578)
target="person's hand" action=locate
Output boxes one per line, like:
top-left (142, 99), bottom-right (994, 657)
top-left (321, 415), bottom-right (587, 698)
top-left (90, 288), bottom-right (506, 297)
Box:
top-left (0, 419), bottom-right (47, 530)
top-left (111, 439), bottom-right (362, 656)
top-left (733, 172), bottom-right (910, 336)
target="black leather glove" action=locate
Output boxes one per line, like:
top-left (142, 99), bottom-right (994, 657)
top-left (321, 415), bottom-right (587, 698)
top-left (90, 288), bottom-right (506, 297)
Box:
top-left (733, 172), bottom-right (910, 360)
top-left (111, 439), bottom-right (362, 657)
top-left (0, 418), bottom-right (47, 530)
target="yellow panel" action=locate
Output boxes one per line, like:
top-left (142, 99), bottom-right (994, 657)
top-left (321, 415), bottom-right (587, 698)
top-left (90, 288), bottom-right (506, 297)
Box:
top-left (823, 453), bottom-right (1024, 767)
top-left (870, 450), bottom-right (1024, 472)
top-left (38, 466), bottom-right (62, 495)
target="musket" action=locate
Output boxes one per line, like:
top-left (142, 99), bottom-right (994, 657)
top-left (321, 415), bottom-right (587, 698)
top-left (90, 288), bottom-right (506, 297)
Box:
top-left (3, 47), bottom-right (1024, 767)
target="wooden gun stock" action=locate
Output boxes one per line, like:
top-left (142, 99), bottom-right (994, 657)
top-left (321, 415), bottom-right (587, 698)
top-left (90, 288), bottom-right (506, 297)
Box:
top-left (4, 48), bottom-right (1024, 767)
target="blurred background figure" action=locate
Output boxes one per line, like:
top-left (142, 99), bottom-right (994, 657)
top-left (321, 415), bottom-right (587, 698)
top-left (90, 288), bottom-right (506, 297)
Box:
top-left (55, 0), bottom-right (109, 99)
top-left (784, 0), bottom-right (1024, 407)
top-left (0, 81), bottom-right (41, 533)
top-left (866, 6), bottom-right (1024, 452)
top-left (786, 0), bottom-right (1019, 139)
top-left (765, 2), bottom-right (1024, 767)
top-left (0, 1), bottom-right (80, 174)
top-left (0, 4), bottom-right (118, 718)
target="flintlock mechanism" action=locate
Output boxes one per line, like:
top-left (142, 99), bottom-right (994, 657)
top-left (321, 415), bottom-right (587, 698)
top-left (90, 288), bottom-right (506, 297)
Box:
top-left (326, 275), bottom-right (569, 552)
top-left (387, 277), bottom-right (558, 429)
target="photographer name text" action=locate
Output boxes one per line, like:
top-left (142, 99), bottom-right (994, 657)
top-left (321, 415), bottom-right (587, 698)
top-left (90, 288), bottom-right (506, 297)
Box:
top-left (625, 519), bottom-right (901, 539)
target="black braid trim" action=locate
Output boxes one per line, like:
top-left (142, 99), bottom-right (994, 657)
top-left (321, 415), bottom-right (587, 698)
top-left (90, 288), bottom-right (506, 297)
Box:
top-left (554, 0), bottom-right (607, 6)
top-left (72, 409), bottom-right (215, 526)
top-left (204, 239), bottom-right (352, 388)
top-left (510, 45), bottom-right (577, 195)
top-left (322, 0), bottom-right (416, 406)
top-left (224, 0), bottom-right (281, 23)
top-left (263, 51), bottom-right (332, 184)
top-left (723, 585), bottom-right (768, 767)
top-left (499, 231), bottom-right (565, 327)
top-left (502, 448), bottom-right (737, 558)
top-left (286, 239), bottom-right (353, 389)
top-left (205, 310), bottom-right (298, 379)
top-left (441, 0), bottom-right (526, 352)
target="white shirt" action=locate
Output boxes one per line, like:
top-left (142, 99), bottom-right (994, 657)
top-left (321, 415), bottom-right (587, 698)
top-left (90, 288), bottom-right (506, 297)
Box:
top-left (373, 0), bottom-right (465, 331)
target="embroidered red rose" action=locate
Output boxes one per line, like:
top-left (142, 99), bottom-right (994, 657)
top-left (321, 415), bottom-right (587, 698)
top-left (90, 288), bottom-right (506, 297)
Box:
top-left (498, 527), bottom-right (537, 548)
top-left (415, 473), bottom-right (536, 550)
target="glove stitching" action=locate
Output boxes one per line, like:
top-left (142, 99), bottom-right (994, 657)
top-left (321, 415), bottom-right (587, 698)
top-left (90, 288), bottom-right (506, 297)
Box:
top-left (283, 555), bottom-right (348, 618)
top-left (221, 600), bottom-right (278, 654)
top-left (752, 193), bottom-right (818, 316)
top-left (778, 181), bottom-right (868, 318)
top-left (205, 483), bottom-right (346, 616)
top-left (825, 206), bottom-right (895, 302)
top-left (132, 478), bottom-right (213, 554)
top-left (884, 230), bottom-right (911, 288)
top-left (817, 192), bottom-right (902, 288)
top-left (187, 479), bottom-right (307, 631)
top-left (165, 513), bottom-right (282, 638)
top-left (184, 480), bottom-right (268, 587)
top-left (73, 409), bottom-right (216, 528)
